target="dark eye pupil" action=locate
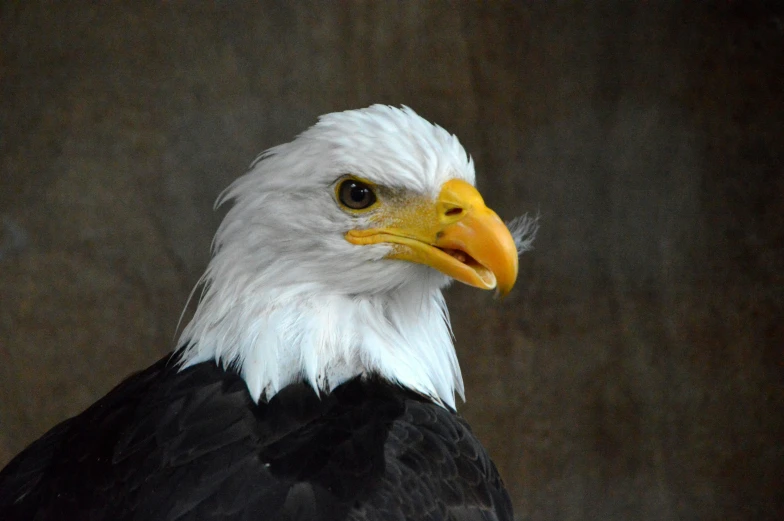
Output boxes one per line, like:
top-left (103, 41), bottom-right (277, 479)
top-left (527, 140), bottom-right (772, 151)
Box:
top-left (339, 180), bottom-right (376, 210)
top-left (350, 185), bottom-right (368, 202)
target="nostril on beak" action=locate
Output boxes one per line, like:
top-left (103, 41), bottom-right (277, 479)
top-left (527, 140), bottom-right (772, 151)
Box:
top-left (445, 207), bottom-right (463, 217)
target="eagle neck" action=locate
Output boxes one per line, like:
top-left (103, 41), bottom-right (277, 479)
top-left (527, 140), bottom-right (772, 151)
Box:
top-left (176, 279), bottom-right (464, 409)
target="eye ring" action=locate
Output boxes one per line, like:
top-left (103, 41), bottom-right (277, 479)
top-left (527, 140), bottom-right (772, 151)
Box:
top-left (337, 178), bottom-right (377, 211)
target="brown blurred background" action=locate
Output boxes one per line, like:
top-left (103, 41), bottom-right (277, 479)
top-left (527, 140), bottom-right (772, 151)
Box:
top-left (1, 2), bottom-right (782, 520)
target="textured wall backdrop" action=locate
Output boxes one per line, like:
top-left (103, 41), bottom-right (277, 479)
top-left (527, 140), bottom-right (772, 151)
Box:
top-left (1, 3), bottom-right (781, 520)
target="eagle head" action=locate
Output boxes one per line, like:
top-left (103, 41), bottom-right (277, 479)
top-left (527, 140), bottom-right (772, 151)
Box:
top-left (178, 105), bottom-right (535, 408)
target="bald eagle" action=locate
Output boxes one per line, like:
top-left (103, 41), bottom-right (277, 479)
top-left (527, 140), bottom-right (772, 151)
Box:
top-left (0, 106), bottom-right (535, 521)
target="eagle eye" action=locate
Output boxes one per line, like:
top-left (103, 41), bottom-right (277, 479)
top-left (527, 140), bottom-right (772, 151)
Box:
top-left (337, 178), bottom-right (377, 211)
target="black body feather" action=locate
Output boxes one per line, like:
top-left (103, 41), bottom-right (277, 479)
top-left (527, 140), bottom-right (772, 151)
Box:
top-left (0, 355), bottom-right (513, 521)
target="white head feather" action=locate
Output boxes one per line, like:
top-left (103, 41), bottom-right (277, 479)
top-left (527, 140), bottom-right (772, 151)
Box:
top-left (177, 105), bottom-right (525, 409)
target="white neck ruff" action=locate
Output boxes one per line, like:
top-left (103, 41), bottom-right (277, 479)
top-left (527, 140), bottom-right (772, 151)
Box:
top-left (177, 273), bottom-right (463, 408)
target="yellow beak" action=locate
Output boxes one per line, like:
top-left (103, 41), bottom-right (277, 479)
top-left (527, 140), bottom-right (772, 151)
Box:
top-left (345, 179), bottom-right (519, 295)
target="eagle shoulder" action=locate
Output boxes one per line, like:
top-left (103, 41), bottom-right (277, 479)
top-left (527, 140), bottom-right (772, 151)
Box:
top-left (0, 356), bottom-right (512, 521)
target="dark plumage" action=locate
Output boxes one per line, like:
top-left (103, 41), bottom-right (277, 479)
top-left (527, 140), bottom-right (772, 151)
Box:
top-left (0, 355), bottom-right (512, 521)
